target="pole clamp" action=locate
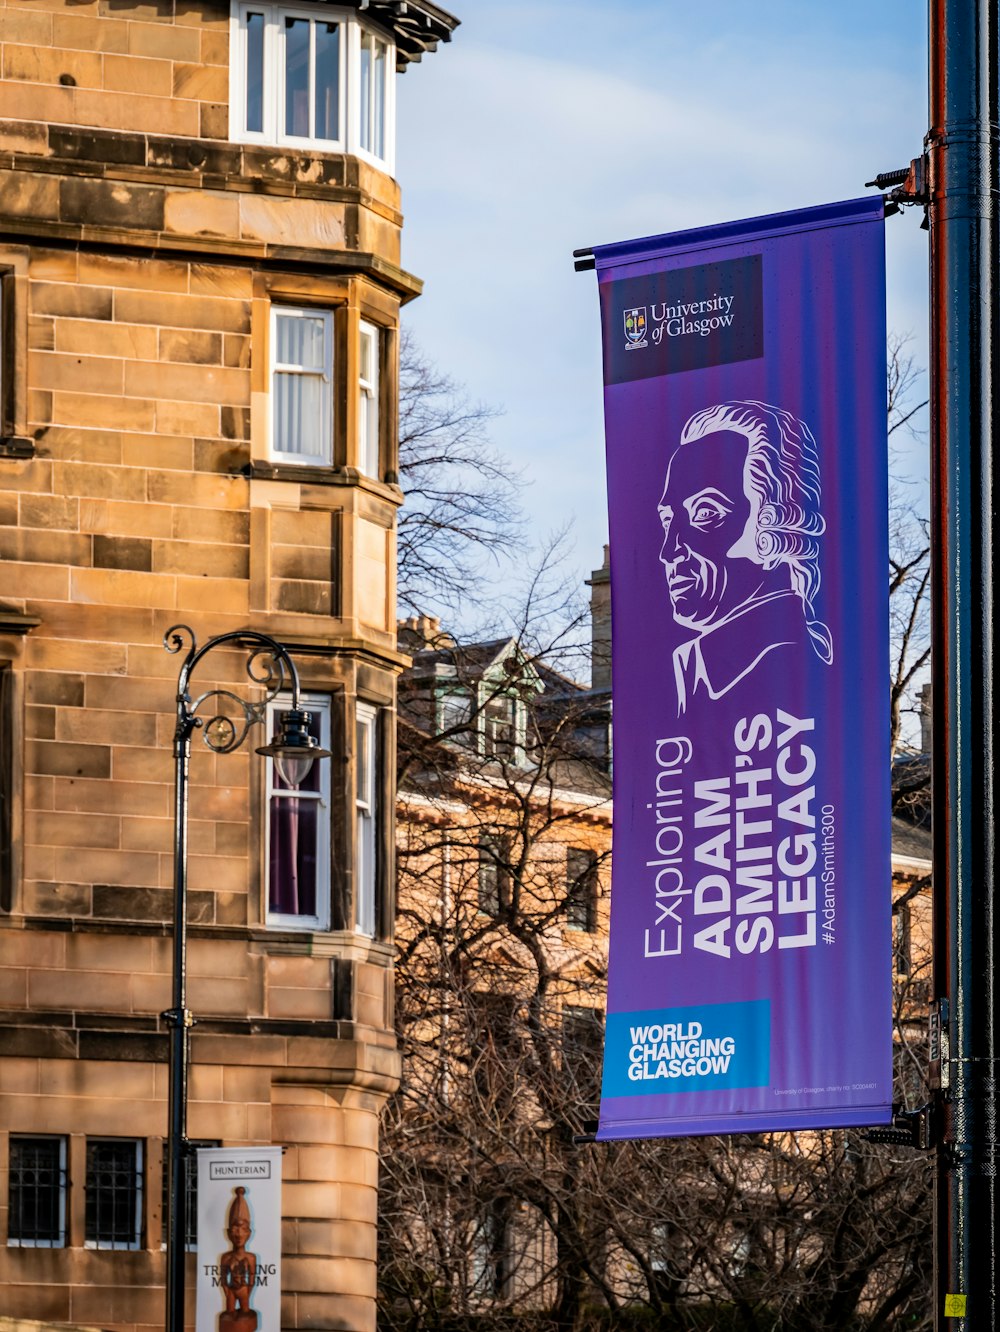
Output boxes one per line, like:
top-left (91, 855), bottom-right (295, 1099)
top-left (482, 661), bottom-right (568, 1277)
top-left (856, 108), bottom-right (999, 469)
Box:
top-left (161, 1007), bottom-right (196, 1030)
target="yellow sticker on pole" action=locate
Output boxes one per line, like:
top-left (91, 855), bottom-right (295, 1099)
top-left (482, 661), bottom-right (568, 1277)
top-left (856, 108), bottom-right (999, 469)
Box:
top-left (944, 1294), bottom-right (967, 1318)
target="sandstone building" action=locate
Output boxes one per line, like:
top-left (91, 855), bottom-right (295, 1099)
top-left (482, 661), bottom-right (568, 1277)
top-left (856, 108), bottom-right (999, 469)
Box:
top-left (0, 1), bottom-right (457, 1328)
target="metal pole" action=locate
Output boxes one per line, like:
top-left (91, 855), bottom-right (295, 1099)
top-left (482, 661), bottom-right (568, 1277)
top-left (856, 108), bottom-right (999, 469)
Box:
top-left (159, 624), bottom-right (325, 1331)
top-left (928, 2), bottom-right (1000, 1327)
top-left (165, 704), bottom-right (195, 1332)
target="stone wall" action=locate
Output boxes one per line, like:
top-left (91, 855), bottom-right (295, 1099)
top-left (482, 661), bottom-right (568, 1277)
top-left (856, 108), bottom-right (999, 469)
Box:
top-left (0, 0), bottom-right (421, 1326)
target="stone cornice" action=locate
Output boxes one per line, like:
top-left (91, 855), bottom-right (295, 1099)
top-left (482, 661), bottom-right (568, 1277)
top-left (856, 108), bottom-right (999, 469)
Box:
top-left (0, 215), bottom-right (423, 300)
top-left (0, 127), bottom-right (424, 299)
top-left (0, 610), bottom-right (41, 634)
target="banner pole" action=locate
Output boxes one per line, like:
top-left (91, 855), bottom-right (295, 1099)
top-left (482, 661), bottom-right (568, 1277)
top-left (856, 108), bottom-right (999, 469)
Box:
top-left (928, 2), bottom-right (1000, 1328)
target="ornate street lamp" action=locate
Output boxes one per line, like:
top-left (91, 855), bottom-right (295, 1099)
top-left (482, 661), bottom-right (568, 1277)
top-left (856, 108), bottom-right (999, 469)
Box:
top-left (162, 625), bottom-right (330, 1332)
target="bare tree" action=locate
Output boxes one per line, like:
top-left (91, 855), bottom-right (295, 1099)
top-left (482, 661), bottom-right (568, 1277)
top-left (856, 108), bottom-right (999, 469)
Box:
top-left (381, 604), bottom-right (932, 1332)
top-left (885, 337), bottom-right (931, 829)
top-left (886, 335), bottom-right (930, 767)
top-left (397, 333), bottom-right (525, 619)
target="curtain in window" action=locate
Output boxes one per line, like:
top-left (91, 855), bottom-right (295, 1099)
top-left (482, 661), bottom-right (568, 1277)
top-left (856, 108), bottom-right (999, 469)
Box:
top-left (269, 766), bottom-right (320, 918)
top-left (273, 310), bottom-right (328, 460)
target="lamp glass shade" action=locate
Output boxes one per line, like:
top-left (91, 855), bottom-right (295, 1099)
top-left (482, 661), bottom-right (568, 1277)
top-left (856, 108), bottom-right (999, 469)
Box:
top-left (273, 750), bottom-right (315, 789)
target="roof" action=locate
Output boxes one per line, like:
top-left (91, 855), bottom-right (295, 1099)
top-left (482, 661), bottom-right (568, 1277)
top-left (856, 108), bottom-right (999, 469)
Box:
top-left (891, 813), bottom-right (932, 868)
top-left (331, 1), bottom-right (460, 68)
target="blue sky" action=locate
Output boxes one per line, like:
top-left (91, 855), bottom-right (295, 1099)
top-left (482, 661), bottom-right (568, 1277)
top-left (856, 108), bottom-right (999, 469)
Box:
top-left (394, 2), bottom-right (930, 611)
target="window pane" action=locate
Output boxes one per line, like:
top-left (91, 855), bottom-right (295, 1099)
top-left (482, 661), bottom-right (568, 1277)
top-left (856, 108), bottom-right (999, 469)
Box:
top-left (245, 11), bottom-right (265, 133)
top-left (373, 39), bottom-right (386, 159)
top-left (314, 22), bottom-right (339, 141)
top-left (355, 715), bottom-right (369, 804)
top-left (284, 16), bottom-right (310, 138)
top-left (478, 837), bottom-right (503, 916)
top-left (439, 689), bottom-right (471, 735)
top-left (359, 35), bottom-right (371, 151)
top-left (10, 1137), bottom-right (65, 1246)
top-left (359, 391), bottom-right (377, 476)
top-left (275, 311), bottom-right (325, 370)
top-left (269, 793), bottom-right (319, 917)
top-left (85, 1140), bottom-right (141, 1250)
top-left (359, 323), bottom-right (379, 476)
top-left (275, 370), bottom-right (324, 459)
top-left (355, 709), bottom-right (376, 936)
top-left (267, 696), bottom-right (329, 927)
top-left (1, 664), bottom-right (11, 911)
top-left (484, 695), bottom-right (517, 757)
top-left (567, 847), bottom-right (598, 931)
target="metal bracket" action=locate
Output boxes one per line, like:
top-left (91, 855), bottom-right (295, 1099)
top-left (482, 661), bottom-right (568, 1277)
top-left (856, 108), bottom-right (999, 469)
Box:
top-left (865, 156), bottom-right (929, 225)
top-left (161, 1007), bottom-right (196, 1030)
top-left (929, 997), bottom-right (950, 1091)
top-left (863, 1101), bottom-right (935, 1150)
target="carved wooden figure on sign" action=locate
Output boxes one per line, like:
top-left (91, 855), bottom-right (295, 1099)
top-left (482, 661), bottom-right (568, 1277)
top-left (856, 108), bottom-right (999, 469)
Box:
top-left (219, 1187), bottom-right (258, 1331)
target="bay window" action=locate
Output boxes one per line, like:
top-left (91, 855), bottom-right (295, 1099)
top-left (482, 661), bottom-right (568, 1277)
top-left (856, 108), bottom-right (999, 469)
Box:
top-left (232, 3), bottom-right (396, 170)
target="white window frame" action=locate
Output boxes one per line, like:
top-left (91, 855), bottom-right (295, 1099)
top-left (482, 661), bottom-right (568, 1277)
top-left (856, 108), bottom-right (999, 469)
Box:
top-left (355, 701), bottom-right (377, 937)
top-left (269, 304), bottom-right (334, 466)
top-left (231, 2), bottom-right (396, 172)
top-left (349, 17), bottom-right (396, 170)
top-left (7, 1135), bottom-right (67, 1249)
top-left (356, 25), bottom-right (392, 163)
top-left (358, 319), bottom-right (380, 478)
top-left (265, 692), bottom-right (332, 931)
top-left (234, 2), bottom-right (347, 150)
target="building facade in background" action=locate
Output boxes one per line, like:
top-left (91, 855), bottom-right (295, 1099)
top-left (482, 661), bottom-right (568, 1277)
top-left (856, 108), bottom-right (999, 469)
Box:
top-left (0, 1), bottom-right (456, 1328)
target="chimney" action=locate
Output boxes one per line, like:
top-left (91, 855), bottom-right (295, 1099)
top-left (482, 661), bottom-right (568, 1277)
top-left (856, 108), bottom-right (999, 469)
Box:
top-left (586, 545), bottom-right (611, 691)
top-left (396, 613), bottom-right (450, 653)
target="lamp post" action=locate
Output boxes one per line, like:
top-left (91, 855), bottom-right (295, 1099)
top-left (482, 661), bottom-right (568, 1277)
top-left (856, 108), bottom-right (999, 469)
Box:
top-left (162, 624), bottom-right (330, 1332)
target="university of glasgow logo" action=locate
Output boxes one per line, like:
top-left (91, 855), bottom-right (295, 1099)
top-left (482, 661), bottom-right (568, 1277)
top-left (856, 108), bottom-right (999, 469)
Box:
top-left (624, 306), bottom-right (648, 350)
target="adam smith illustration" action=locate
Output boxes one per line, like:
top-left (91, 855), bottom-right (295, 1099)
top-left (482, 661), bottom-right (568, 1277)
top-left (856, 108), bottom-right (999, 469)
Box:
top-left (658, 399), bottom-right (833, 714)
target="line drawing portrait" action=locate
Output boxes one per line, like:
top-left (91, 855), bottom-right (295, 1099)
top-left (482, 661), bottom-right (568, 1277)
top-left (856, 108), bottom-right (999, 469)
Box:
top-left (657, 399), bottom-right (833, 714)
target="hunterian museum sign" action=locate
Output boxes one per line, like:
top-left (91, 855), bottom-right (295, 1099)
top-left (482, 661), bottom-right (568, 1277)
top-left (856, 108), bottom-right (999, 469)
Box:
top-left (196, 1147), bottom-right (282, 1331)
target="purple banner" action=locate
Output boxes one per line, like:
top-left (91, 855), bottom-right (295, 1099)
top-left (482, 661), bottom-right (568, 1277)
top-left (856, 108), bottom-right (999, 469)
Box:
top-left (595, 198), bottom-right (892, 1138)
